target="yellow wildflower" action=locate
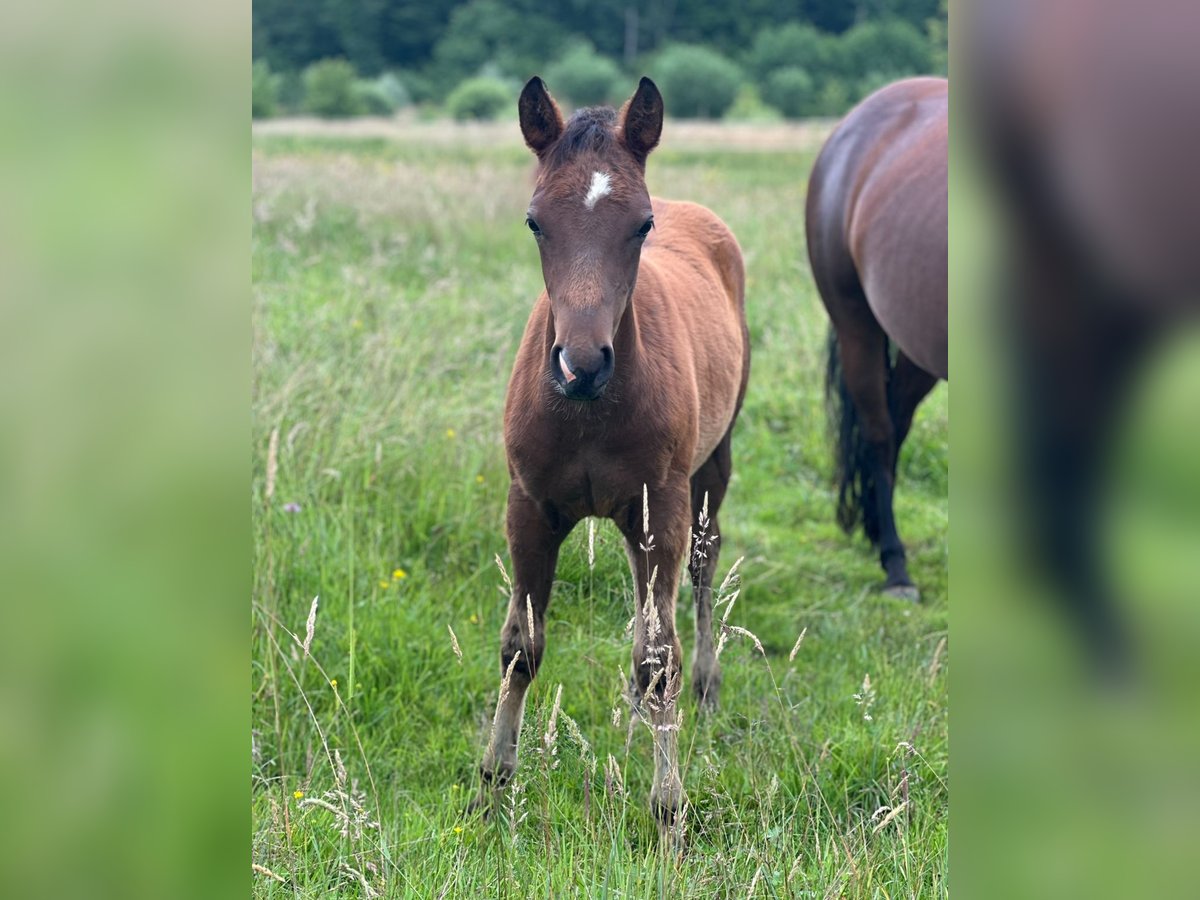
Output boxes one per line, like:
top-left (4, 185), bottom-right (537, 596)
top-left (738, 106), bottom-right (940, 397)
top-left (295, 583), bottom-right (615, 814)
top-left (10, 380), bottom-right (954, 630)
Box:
top-left (378, 580), bottom-right (389, 589)
top-left (294, 790), bottom-right (304, 799)
top-left (453, 826), bottom-right (463, 835)
top-left (330, 679), bottom-right (338, 688)
top-left (445, 428), bottom-right (456, 439)
top-left (468, 613), bottom-right (479, 625)
top-left (392, 568), bottom-right (407, 580)
top-left (475, 474), bottom-right (484, 484)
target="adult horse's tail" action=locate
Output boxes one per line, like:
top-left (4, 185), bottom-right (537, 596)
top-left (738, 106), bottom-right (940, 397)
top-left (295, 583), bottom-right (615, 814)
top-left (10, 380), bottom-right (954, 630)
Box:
top-left (825, 329), bottom-right (886, 546)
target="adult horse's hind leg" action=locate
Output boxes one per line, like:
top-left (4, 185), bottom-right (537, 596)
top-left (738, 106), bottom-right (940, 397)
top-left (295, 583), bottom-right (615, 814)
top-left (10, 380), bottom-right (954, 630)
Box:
top-left (888, 350), bottom-right (939, 466)
top-left (829, 314), bottom-right (919, 598)
top-left (476, 484), bottom-right (569, 813)
top-left (688, 430), bottom-right (734, 711)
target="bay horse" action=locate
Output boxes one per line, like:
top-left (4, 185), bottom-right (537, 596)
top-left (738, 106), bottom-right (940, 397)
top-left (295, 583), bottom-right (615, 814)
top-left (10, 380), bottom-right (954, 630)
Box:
top-left (475, 76), bottom-right (750, 835)
top-left (806, 77), bottom-right (948, 601)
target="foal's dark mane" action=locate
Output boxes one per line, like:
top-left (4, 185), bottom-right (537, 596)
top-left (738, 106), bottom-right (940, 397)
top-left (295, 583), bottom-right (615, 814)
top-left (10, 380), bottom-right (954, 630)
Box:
top-left (543, 107), bottom-right (619, 168)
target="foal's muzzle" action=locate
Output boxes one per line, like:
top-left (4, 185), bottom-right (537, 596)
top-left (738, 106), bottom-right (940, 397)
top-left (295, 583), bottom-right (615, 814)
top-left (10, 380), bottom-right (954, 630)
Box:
top-left (551, 345), bottom-right (614, 401)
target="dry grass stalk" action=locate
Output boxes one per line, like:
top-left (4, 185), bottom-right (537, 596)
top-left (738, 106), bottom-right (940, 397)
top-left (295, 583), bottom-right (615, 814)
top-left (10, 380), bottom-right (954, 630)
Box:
top-left (871, 801), bottom-right (908, 833)
top-left (561, 712), bottom-right (593, 770)
top-left (788, 627), bottom-right (808, 662)
top-left (543, 683), bottom-right (563, 754)
top-left (604, 753), bottom-right (625, 799)
top-left (302, 595), bottom-right (319, 656)
top-left (854, 673), bottom-right (876, 722)
top-left (447, 624), bottom-right (462, 663)
top-left (716, 555), bottom-right (744, 596)
top-left (927, 635), bottom-right (946, 686)
top-left (339, 862), bottom-right (380, 898)
top-left (642, 483), bottom-right (650, 536)
top-left (725, 625), bottom-right (765, 655)
top-left (252, 863), bottom-right (287, 884)
top-left (493, 553), bottom-right (513, 594)
top-left (525, 595), bottom-right (535, 653)
top-left (746, 864), bottom-right (763, 898)
top-left (498, 651), bottom-right (521, 708)
top-left (265, 426), bottom-right (279, 500)
top-left (587, 518), bottom-right (596, 570)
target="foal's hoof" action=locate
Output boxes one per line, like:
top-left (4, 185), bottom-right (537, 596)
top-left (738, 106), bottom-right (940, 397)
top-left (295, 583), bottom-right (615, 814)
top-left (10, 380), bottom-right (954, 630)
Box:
top-left (465, 790), bottom-right (491, 819)
top-left (469, 762), bottom-right (514, 819)
top-left (650, 779), bottom-right (687, 830)
top-left (692, 671), bottom-right (722, 713)
top-left (883, 583), bottom-right (920, 603)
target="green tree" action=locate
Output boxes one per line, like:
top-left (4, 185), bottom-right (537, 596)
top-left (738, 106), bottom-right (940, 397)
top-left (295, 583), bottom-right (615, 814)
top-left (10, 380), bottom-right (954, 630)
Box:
top-left (836, 19), bottom-right (932, 84)
top-left (252, 60), bottom-right (280, 119)
top-left (745, 22), bottom-right (837, 84)
top-left (545, 43), bottom-right (623, 109)
top-left (763, 67), bottom-right (817, 119)
top-left (445, 76), bottom-right (513, 121)
top-left (652, 44), bottom-right (743, 119)
top-left (431, 0), bottom-right (567, 92)
top-left (302, 59), bottom-right (366, 118)
top-left (927, 0), bottom-right (948, 75)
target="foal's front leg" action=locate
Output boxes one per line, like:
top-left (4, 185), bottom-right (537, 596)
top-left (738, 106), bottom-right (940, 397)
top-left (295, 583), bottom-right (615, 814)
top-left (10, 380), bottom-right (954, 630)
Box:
top-left (477, 486), bottom-right (569, 811)
top-left (622, 479), bottom-right (690, 836)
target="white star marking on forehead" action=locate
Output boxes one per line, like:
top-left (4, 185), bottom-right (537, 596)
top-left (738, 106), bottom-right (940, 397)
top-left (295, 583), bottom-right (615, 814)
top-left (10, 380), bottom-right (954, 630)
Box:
top-left (584, 171), bottom-right (612, 210)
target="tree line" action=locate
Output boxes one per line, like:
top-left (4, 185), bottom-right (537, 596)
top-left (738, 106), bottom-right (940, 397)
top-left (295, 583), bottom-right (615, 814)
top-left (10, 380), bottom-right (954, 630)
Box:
top-left (252, 0), bottom-right (947, 120)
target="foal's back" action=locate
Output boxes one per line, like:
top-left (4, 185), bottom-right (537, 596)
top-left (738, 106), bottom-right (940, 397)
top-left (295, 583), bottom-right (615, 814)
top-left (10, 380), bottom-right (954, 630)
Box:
top-left (636, 198), bottom-right (747, 473)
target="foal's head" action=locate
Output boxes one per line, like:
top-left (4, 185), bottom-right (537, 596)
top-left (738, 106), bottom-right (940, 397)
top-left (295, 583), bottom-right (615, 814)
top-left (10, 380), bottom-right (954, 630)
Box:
top-left (518, 76), bottom-right (664, 401)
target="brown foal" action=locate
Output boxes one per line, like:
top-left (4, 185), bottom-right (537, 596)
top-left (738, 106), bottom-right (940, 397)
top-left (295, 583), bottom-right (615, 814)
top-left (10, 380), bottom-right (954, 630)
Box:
top-left (476, 76), bottom-right (750, 836)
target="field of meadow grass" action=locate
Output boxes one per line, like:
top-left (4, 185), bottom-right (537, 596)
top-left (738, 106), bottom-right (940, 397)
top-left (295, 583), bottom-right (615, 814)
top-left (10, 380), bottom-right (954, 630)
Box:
top-left (251, 119), bottom-right (948, 897)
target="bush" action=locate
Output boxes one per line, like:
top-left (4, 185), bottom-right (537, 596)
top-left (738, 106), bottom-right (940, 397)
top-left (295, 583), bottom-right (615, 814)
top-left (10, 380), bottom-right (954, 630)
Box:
top-left (762, 67), bottom-right (817, 119)
top-left (837, 19), bottom-right (931, 84)
top-left (745, 23), bottom-right (836, 85)
top-left (545, 44), bottom-right (622, 109)
top-left (653, 44), bottom-right (743, 119)
top-left (303, 59), bottom-right (365, 118)
top-left (354, 73), bottom-right (411, 117)
top-left (252, 59), bottom-right (279, 119)
top-left (815, 78), bottom-right (853, 117)
top-left (724, 84), bottom-right (782, 123)
top-left (445, 77), bottom-right (512, 121)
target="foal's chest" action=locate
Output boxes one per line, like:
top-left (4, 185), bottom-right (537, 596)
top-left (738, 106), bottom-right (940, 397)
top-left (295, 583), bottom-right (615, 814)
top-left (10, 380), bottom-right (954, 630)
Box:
top-left (508, 423), bottom-right (671, 524)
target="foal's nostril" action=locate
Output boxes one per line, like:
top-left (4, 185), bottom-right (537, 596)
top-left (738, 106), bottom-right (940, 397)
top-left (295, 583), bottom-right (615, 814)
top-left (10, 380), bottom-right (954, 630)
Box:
top-left (595, 345), bottom-right (615, 388)
top-left (552, 343), bottom-right (614, 398)
top-left (553, 346), bottom-right (578, 383)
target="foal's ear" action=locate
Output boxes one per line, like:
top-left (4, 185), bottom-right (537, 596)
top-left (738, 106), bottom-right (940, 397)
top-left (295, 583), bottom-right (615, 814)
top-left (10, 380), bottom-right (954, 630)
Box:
top-left (619, 77), bottom-right (664, 165)
top-left (519, 76), bottom-right (564, 156)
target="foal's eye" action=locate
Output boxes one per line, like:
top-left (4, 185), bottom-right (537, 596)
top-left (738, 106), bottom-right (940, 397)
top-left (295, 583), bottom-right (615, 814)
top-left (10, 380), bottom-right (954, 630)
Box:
top-left (636, 217), bottom-right (654, 238)
top-left (526, 217), bottom-right (541, 236)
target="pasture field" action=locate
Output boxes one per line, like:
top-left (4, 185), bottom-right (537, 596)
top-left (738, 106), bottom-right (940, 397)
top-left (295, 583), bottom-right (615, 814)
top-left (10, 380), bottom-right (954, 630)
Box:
top-left (252, 120), bottom-right (948, 898)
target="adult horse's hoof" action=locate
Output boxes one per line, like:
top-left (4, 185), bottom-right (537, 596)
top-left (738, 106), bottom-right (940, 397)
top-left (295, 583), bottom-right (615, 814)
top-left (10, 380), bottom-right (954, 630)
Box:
top-left (883, 583), bottom-right (920, 603)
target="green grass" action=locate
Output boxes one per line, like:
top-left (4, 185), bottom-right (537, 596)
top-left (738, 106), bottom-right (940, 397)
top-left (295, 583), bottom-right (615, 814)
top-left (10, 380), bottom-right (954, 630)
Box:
top-left (252, 125), bottom-right (948, 897)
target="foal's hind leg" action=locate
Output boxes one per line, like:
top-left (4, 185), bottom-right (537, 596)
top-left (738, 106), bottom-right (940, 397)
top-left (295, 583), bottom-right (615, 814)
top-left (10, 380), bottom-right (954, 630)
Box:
top-left (689, 431), bottom-right (734, 712)
top-left (476, 485), bottom-right (569, 813)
